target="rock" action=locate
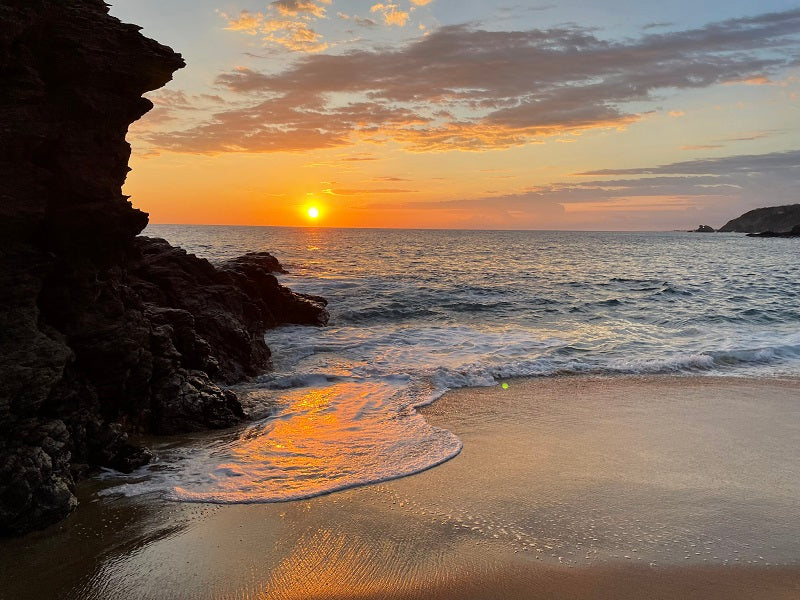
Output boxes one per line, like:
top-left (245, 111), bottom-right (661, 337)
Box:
top-left (0, 419), bottom-right (76, 536)
top-left (219, 252), bottom-right (329, 330)
top-left (693, 225), bottom-right (715, 232)
top-left (746, 223), bottom-right (800, 238)
top-left (129, 237), bottom-right (328, 385)
top-left (718, 204), bottom-right (800, 233)
top-left (0, 0), bottom-right (327, 535)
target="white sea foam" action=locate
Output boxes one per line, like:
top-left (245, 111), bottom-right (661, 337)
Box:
top-left (101, 380), bottom-right (462, 503)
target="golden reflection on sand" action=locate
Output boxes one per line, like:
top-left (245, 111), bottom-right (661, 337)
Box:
top-left (219, 522), bottom-right (472, 600)
top-left (173, 382), bottom-right (460, 503)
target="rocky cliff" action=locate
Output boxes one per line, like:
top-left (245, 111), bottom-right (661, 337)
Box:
top-left (0, 0), bottom-right (327, 535)
top-left (718, 204), bottom-right (800, 233)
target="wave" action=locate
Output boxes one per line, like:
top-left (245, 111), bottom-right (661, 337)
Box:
top-left (99, 337), bottom-right (800, 506)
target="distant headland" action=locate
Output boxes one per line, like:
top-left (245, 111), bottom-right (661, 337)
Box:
top-left (692, 203), bottom-right (800, 236)
top-left (718, 204), bottom-right (800, 235)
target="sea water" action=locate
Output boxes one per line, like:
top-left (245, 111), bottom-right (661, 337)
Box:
top-left (101, 226), bottom-right (800, 503)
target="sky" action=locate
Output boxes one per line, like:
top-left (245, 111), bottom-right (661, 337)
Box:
top-left (109, 0), bottom-right (800, 230)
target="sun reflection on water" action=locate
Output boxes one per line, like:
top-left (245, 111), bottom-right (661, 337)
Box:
top-left (172, 382), bottom-right (462, 503)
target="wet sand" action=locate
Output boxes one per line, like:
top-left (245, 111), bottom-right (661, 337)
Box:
top-left (1, 375), bottom-right (799, 599)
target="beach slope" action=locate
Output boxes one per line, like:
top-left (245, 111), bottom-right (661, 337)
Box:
top-left (1, 376), bottom-right (798, 599)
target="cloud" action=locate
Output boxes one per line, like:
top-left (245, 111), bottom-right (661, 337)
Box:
top-left (361, 192), bottom-right (568, 229)
top-left (343, 154), bottom-right (380, 161)
top-left (222, 5), bottom-right (330, 52)
top-left (717, 130), bottom-right (782, 142)
top-left (578, 149), bottom-right (800, 176)
top-left (681, 144), bottom-right (723, 150)
top-left (322, 187), bottom-right (418, 195)
top-left (725, 75), bottom-right (774, 85)
top-left (132, 90), bottom-right (225, 128)
top-left (158, 9), bottom-right (800, 153)
top-left (359, 149), bottom-right (800, 228)
top-left (271, 0), bottom-right (331, 17)
top-left (338, 12), bottom-right (378, 27)
top-left (370, 3), bottom-right (410, 27)
top-left (677, 129), bottom-right (783, 151)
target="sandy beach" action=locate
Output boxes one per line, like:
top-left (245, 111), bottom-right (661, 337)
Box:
top-left (1, 375), bottom-right (799, 599)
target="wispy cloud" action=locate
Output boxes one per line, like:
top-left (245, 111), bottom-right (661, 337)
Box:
top-left (322, 187), bottom-right (418, 195)
top-left (578, 149), bottom-right (800, 176)
top-left (154, 9), bottom-right (800, 154)
top-left (132, 90), bottom-right (225, 128)
top-left (681, 144), bottom-right (723, 151)
top-left (337, 12), bottom-right (377, 27)
top-left (358, 149), bottom-right (800, 228)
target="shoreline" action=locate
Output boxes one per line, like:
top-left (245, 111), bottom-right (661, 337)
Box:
top-left (1, 374), bottom-right (799, 599)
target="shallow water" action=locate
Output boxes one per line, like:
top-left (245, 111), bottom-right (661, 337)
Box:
top-left (4, 377), bottom-right (799, 600)
top-left (101, 226), bottom-right (800, 503)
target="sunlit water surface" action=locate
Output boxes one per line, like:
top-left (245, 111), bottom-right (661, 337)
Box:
top-left (101, 227), bottom-right (800, 503)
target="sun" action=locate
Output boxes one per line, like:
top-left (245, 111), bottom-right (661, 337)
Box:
top-left (307, 206), bottom-right (320, 219)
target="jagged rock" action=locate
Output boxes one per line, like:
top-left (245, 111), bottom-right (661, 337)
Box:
top-left (718, 204), bottom-right (800, 233)
top-left (220, 252), bottom-right (329, 330)
top-left (0, 419), bottom-right (76, 536)
top-left (693, 225), bottom-right (715, 232)
top-left (128, 237), bottom-right (328, 384)
top-left (0, 0), bottom-right (327, 535)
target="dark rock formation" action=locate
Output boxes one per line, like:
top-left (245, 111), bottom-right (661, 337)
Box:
top-left (746, 224), bottom-right (800, 238)
top-left (718, 204), bottom-right (800, 233)
top-left (0, 0), bottom-right (327, 536)
top-left (693, 225), bottom-right (715, 233)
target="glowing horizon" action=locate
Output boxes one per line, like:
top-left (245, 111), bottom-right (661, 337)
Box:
top-left (111, 1), bottom-right (800, 231)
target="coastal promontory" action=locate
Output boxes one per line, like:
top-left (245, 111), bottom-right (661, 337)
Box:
top-left (718, 204), bottom-right (800, 233)
top-left (0, 0), bottom-right (327, 535)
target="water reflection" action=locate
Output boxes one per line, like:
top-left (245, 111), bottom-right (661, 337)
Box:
top-left (111, 382), bottom-right (465, 503)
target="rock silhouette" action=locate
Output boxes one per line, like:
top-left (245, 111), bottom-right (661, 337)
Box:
top-left (0, 0), bottom-right (327, 535)
top-left (718, 204), bottom-right (800, 233)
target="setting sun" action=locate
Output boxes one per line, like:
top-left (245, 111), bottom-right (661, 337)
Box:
top-left (307, 206), bottom-right (320, 219)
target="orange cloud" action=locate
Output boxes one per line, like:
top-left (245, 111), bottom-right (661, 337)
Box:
top-left (370, 3), bottom-right (410, 26)
top-left (271, 0), bottom-right (331, 17)
top-left (159, 12), bottom-right (800, 153)
top-left (222, 5), bottom-right (329, 52)
top-left (223, 10), bottom-right (263, 34)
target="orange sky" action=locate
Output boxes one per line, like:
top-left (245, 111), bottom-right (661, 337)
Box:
top-left (113, 1), bottom-right (800, 230)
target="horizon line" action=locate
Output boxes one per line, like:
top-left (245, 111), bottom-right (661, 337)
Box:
top-left (144, 223), bottom-right (728, 234)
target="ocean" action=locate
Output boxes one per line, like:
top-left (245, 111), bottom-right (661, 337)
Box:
top-left (102, 225), bottom-right (800, 503)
